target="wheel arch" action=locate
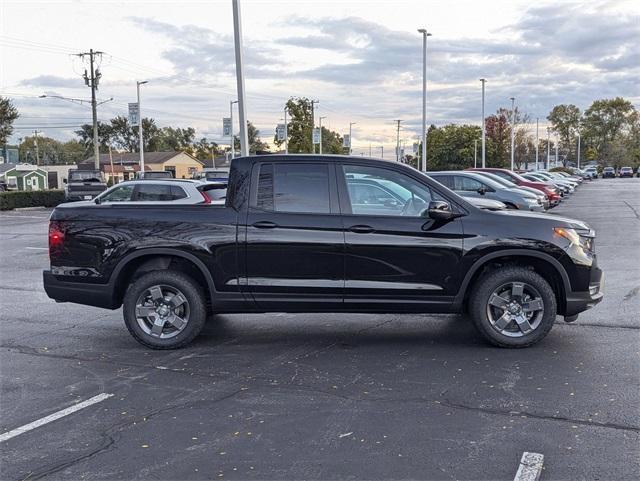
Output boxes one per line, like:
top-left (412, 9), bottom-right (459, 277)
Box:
top-left (455, 249), bottom-right (571, 315)
top-left (110, 248), bottom-right (216, 308)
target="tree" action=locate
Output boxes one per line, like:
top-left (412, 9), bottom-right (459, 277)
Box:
top-left (75, 121), bottom-right (113, 154)
top-left (0, 96), bottom-right (19, 146)
top-left (109, 116), bottom-right (137, 152)
top-left (547, 104), bottom-right (581, 165)
top-left (484, 111), bottom-right (510, 167)
top-left (19, 136), bottom-right (86, 164)
top-left (581, 97), bottom-right (636, 161)
top-left (234, 121), bottom-right (270, 154)
top-left (192, 137), bottom-right (220, 162)
top-left (425, 124), bottom-right (481, 170)
top-left (275, 97), bottom-right (314, 153)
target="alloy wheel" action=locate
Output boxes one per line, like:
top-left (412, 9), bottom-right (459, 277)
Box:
top-left (485, 281), bottom-right (544, 337)
top-left (135, 284), bottom-right (191, 339)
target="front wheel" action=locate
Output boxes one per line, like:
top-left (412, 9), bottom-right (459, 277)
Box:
top-left (469, 267), bottom-right (556, 348)
top-left (123, 270), bottom-right (207, 349)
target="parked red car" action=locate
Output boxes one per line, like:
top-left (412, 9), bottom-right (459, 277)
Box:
top-left (467, 168), bottom-right (561, 206)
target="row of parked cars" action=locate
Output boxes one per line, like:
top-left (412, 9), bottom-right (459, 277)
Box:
top-left (65, 165), bottom-right (587, 213)
top-left (426, 167), bottom-right (584, 212)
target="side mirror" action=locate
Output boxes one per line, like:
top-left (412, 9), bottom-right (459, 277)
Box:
top-left (427, 200), bottom-right (454, 220)
top-left (63, 179), bottom-right (67, 184)
top-left (94, 197), bottom-right (102, 205)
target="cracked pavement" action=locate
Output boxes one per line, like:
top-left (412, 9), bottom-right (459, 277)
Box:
top-left (1, 178), bottom-right (639, 480)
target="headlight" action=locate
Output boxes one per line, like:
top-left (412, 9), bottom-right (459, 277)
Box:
top-left (554, 227), bottom-right (596, 265)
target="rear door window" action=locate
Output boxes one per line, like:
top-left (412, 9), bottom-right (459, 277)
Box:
top-left (254, 163), bottom-right (331, 214)
top-left (133, 184), bottom-right (176, 201)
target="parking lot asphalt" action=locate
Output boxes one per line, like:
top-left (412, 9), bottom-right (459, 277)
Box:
top-left (1, 178), bottom-right (639, 481)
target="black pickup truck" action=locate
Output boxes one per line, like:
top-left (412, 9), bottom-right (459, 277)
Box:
top-left (44, 155), bottom-right (604, 349)
top-left (64, 169), bottom-right (108, 201)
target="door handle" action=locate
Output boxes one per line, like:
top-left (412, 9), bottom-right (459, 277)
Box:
top-left (348, 225), bottom-right (374, 234)
top-left (252, 221), bottom-right (278, 229)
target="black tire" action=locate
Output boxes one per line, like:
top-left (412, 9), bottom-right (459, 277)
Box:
top-left (123, 270), bottom-right (207, 349)
top-left (469, 267), bottom-right (556, 348)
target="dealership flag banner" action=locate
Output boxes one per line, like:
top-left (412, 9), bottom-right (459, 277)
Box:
top-left (343, 134), bottom-right (351, 148)
top-left (223, 118), bottom-right (231, 137)
top-left (128, 103), bottom-right (139, 125)
top-left (313, 128), bottom-right (321, 145)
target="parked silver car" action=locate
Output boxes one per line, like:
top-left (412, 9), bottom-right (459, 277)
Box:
top-left (473, 171), bottom-right (549, 210)
top-left (428, 171), bottom-right (544, 211)
top-left (72, 180), bottom-right (218, 206)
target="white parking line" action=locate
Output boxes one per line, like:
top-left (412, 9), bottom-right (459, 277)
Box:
top-left (0, 393), bottom-right (113, 443)
top-left (25, 247), bottom-right (48, 250)
top-left (513, 452), bottom-right (544, 481)
top-left (0, 215), bottom-right (49, 219)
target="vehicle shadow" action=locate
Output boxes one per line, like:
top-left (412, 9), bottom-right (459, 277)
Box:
top-left (193, 312), bottom-right (487, 349)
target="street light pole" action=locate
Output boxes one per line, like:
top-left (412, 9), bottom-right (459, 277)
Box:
top-left (510, 97), bottom-right (516, 170)
top-left (319, 116), bottom-right (326, 155)
top-left (284, 106), bottom-right (288, 154)
top-left (546, 127), bottom-right (551, 170)
top-left (311, 100), bottom-right (319, 154)
top-left (577, 132), bottom-right (581, 169)
top-left (474, 138), bottom-right (478, 168)
top-left (230, 100), bottom-right (238, 159)
top-left (349, 122), bottom-right (356, 155)
top-left (535, 117), bottom-right (539, 171)
top-left (136, 80), bottom-right (148, 172)
top-left (418, 28), bottom-right (432, 172)
top-left (480, 78), bottom-right (486, 168)
top-left (232, 0), bottom-right (249, 156)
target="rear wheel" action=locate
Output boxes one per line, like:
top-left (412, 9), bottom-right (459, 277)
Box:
top-left (469, 267), bottom-right (556, 348)
top-left (123, 270), bottom-right (206, 349)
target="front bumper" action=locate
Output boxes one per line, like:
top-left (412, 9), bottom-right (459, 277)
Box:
top-left (564, 267), bottom-right (604, 316)
top-left (43, 270), bottom-right (119, 309)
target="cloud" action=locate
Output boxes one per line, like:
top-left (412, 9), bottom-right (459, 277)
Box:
top-left (19, 75), bottom-right (82, 88)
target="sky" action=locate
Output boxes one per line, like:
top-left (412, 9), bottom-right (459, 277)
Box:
top-left (1, 0), bottom-right (638, 158)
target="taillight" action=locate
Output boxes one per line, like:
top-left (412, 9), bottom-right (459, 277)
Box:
top-left (199, 190), bottom-right (212, 204)
top-left (49, 222), bottom-right (64, 254)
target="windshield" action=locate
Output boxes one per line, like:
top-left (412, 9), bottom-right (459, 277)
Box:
top-left (69, 171), bottom-right (103, 182)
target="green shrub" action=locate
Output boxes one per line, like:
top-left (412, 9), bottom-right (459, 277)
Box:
top-left (0, 190), bottom-right (65, 210)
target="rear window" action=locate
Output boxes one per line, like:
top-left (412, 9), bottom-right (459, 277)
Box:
top-left (254, 163), bottom-right (330, 214)
top-left (70, 171), bottom-right (103, 182)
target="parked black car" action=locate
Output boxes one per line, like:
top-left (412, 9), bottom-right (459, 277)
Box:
top-left (602, 167), bottom-right (616, 178)
top-left (64, 170), bottom-right (108, 201)
top-left (44, 155), bottom-right (604, 349)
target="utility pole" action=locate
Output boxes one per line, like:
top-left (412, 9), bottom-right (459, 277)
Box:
top-left (394, 120), bottom-right (402, 162)
top-left (546, 127), bottom-right (551, 170)
top-left (319, 116), bottom-right (326, 155)
top-left (230, 100), bottom-right (238, 158)
top-left (76, 48), bottom-right (104, 169)
top-left (474, 138), bottom-right (478, 168)
top-left (33, 130), bottom-right (40, 166)
top-left (535, 118), bottom-right (539, 171)
top-left (349, 122), bottom-right (356, 155)
top-left (284, 105), bottom-right (289, 154)
top-left (510, 97), bottom-right (516, 170)
top-left (136, 80), bottom-right (148, 172)
top-left (369, 144), bottom-right (372, 157)
top-left (418, 28), bottom-right (432, 172)
top-left (555, 138), bottom-right (559, 167)
top-left (311, 100), bottom-right (319, 153)
top-left (378, 146), bottom-right (384, 159)
top-left (232, 0), bottom-right (249, 156)
top-left (480, 78), bottom-right (486, 168)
